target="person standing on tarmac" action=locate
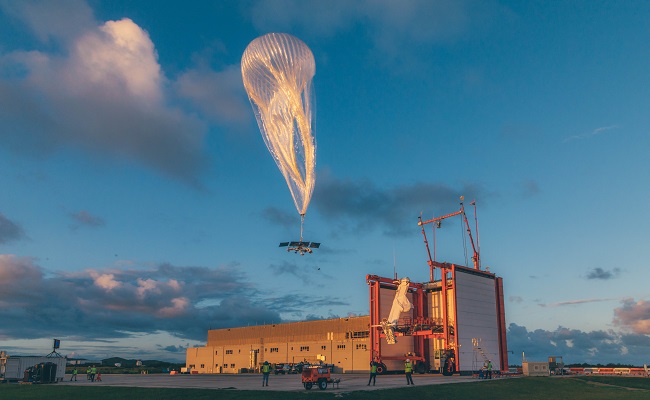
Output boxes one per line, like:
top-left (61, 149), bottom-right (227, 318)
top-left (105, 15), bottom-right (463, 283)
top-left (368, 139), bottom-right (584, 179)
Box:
top-left (70, 368), bottom-right (78, 381)
top-left (261, 361), bottom-right (271, 386)
top-left (487, 360), bottom-right (493, 379)
top-left (367, 358), bottom-right (378, 386)
top-left (90, 365), bottom-right (97, 382)
top-left (405, 359), bottom-right (415, 385)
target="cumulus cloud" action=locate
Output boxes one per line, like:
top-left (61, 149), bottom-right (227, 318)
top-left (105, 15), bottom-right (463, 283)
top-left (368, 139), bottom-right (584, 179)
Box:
top-left (0, 3), bottom-right (245, 185)
top-left (613, 298), bottom-right (650, 335)
top-left (506, 323), bottom-right (650, 366)
top-left (311, 172), bottom-right (485, 236)
top-left (0, 256), bottom-right (347, 343)
top-left (0, 213), bottom-right (26, 244)
top-left (586, 267), bottom-right (621, 280)
top-left (0, 16), bottom-right (207, 183)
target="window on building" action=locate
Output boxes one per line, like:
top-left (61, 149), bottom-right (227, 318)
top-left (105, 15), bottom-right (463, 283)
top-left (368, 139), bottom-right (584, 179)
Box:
top-left (321, 345), bottom-right (326, 350)
top-left (215, 364), bottom-right (219, 368)
top-left (300, 346), bottom-right (310, 352)
top-left (337, 344), bottom-right (346, 350)
top-left (215, 351), bottom-right (218, 355)
top-left (226, 349), bottom-right (233, 354)
top-left (230, 364), bottom-right (235, 368)
top-left (200, 364), bottom-right (205, 368)
top-left (270, 347), bottom-right (279, 353)
top-left (356, 344), bottom-right (367, 350)
top-left (346, 331), bottom-right (370, 339)
top-left (189, 364), bottom-right (195, 368)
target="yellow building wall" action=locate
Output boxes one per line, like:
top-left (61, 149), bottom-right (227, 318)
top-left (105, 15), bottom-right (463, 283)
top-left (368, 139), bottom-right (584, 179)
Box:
top-left (186, 316), bottom-right (373, 374)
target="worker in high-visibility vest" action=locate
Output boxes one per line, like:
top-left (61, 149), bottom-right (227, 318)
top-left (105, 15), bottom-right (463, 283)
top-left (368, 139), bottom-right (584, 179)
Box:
top-left (405, 359), bottom-right (414, 385)
top-left (261, 361), bottom-right (271, 386)
top-left (367, 358), bottom-right (378, 386)
top-left (487, 360), bottom-right (493, 379)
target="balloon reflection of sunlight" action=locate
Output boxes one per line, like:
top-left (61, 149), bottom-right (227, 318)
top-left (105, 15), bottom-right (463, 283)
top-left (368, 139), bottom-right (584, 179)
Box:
top-left (242, 33), bottom-right (319, 255)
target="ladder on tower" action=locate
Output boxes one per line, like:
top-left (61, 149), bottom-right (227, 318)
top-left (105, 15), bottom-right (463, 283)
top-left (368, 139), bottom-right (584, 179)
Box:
top-left (472, 338), bottom-right (490, 362)
top-left (472, 338), bottom-right (490, 377)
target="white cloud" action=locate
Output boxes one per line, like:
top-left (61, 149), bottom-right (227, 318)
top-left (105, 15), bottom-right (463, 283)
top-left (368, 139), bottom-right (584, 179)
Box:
top-left (614, 298), bottom-right (650, 334)
top-left (0, 10), bottom-right (210, 184)
top-left (91, 272), bottom-right (122, 291)
top-left (70, 18), bottom-right (163, 104)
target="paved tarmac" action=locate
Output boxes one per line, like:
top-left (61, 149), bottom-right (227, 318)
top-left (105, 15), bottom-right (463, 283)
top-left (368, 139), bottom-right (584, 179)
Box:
top-left (59, 373), bottom-right (485, 392)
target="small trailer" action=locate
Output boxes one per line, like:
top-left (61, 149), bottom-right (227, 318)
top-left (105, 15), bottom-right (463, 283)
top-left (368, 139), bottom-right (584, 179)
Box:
top-left (3, 356), bottom-right (67, 382)
top-left (301, 366), bottom-right (340, 390)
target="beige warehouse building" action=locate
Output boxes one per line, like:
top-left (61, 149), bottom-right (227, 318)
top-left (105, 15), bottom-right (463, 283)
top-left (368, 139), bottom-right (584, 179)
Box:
top-left (186, 316), bottom-right (372, 374)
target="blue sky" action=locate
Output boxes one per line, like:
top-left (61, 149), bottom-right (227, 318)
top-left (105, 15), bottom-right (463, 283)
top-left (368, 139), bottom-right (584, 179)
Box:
top-left (1, 0), bottom-right (649, 365)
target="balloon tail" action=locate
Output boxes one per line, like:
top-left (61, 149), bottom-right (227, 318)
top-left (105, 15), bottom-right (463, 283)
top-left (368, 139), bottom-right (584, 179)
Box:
top-left (300, 214), bottom-right (305, 242)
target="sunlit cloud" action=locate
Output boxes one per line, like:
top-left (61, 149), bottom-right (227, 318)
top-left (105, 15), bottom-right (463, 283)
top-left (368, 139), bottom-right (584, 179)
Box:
top-left (0, 256), bottom-right (348, 345)
top-left (506, 323), bottom-right (650, 366)
top-left (0, 4), bottom-right (245, 185)
top-left (613, 298), bottom-right (650, 335)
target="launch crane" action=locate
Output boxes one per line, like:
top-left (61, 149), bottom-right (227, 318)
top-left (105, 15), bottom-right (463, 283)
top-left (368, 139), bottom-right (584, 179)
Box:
top-left (367, 196), bottom-right (492, 376)
top-left (418, 195), bottom-right (481, 280)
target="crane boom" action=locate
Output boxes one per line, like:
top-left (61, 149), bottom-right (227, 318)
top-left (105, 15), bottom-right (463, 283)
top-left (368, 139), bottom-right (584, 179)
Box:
top-left (419, 196), bottom-right (480, 271)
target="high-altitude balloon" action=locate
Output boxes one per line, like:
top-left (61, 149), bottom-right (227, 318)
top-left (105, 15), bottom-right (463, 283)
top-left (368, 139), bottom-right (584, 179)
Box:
top-left (241, 33), bottom-right (316, 218)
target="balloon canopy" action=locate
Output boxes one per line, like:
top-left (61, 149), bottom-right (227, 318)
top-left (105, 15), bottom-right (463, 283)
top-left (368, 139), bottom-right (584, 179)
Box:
top-left (241, 33), bottom-right (316, 217)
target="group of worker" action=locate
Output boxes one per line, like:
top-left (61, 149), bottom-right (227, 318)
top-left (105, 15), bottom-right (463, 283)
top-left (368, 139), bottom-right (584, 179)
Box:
top-left (368, 358), bottom-right (415, 386)
top-left (480, 360), bottom-right (493, 379)
top-left (68, 365), bottom-right (101, 382)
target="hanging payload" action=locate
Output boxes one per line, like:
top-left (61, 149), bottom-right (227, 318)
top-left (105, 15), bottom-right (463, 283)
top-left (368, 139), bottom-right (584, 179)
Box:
top-left (380, 277), bottom-right (413, 344)
top-left (241, 33), bottom-right (319, 255)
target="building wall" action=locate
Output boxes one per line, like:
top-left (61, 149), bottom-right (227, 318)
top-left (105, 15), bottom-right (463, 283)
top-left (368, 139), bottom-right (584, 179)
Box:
top-left (523, 362), bottom-right (549, 376)
top-left (454, 268), bottom-right (500, 372)
top-left (186, 316), bottom-right (373, 374)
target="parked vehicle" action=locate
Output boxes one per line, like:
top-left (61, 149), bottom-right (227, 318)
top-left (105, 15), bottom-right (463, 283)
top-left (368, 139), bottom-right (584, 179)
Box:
top-left (290, 362), bottom-right (305, 374)
top-left (274, 363), bottom-right (290, 375)
top-left (301, 365), bottom-right (338, 390)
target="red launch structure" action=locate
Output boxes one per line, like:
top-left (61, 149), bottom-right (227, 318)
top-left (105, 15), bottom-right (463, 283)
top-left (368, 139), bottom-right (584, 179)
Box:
top-left (367, 198), bottom-right (509, 375)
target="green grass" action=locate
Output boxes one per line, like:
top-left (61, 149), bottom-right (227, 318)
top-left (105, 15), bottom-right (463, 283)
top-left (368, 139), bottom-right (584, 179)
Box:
top-left (1, 377), bottom-right (649, 400)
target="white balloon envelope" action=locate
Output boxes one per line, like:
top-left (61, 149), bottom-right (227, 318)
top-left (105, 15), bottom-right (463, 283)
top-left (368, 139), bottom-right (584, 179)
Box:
top-left (241, 33), bottom-right (316, 219)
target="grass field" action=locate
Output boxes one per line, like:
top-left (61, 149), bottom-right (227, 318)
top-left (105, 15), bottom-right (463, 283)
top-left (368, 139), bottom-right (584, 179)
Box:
top-left (1, 376), bottom-right (649, 400)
